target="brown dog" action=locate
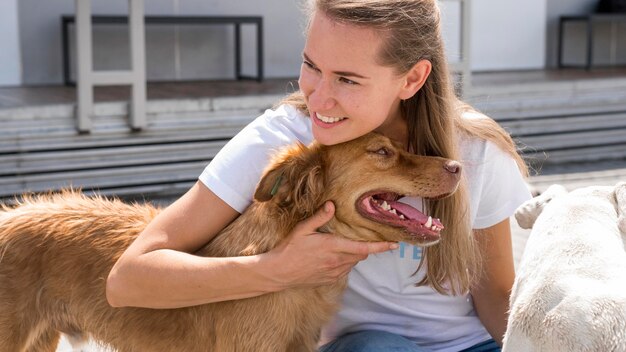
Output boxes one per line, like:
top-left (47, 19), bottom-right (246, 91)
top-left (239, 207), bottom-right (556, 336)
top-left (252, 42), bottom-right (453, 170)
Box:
top-left (0, 132), bottom-right (461, 352)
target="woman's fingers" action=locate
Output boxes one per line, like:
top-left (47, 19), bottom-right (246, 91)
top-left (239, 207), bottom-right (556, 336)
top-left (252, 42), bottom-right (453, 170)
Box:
top-left (293, 201), bottom-right (335, 234)
top-left (332, 236), bottom-right (398, 257)
top-left (267, 200), bottom-right (399, 288)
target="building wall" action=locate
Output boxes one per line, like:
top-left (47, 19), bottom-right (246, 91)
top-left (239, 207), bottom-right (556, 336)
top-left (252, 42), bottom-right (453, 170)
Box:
top-left (18, 0), bottom-right (304, 85)
top-left (469, 0), bottom-right (547, 71)
top-left (14, 0), bottom-right (582, 86)
top-left (0, 0), bottom-right (22, 86)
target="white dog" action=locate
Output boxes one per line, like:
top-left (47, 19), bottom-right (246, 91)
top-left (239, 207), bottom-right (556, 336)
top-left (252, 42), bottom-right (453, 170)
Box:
top-left (503, 182), bottom-right (626, 352)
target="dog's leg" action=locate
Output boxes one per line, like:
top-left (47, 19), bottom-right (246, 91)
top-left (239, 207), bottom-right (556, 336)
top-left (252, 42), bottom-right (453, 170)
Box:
top-left (64, 332), bottom-right (90, 352)
top-left (0, 330), bottom-right (26, 352)
top-left (0, 324), bottom-right (59, 352)
top-left (286, 334), bottom-right (318, 352)
top-left (0, 318), bottom-right (33, 352)
top-left (24, 328), bottom-right (60, 352)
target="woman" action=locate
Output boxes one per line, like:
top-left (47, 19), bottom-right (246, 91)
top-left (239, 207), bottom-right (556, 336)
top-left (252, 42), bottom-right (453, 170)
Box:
top-left (106, 1), bottom-right (531, 351)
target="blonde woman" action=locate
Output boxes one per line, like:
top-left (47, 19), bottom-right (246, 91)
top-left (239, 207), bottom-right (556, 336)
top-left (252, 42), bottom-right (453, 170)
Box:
top-left (107, 1), bottom-right (531, 351)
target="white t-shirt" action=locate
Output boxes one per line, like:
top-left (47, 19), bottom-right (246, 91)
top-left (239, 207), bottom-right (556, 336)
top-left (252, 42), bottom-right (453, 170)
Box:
top-left (199, 104), bottom-right (532, 352)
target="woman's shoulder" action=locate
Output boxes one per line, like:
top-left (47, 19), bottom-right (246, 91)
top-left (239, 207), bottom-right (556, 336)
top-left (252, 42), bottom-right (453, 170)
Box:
top-left (249, 104), bottom-right (312, 143)
top-left (456, 109), bottom-right (509, 161)
top-left (261, 104), bottom-right (309, 124)
top-left (219, 104), bottom-right (313, 151)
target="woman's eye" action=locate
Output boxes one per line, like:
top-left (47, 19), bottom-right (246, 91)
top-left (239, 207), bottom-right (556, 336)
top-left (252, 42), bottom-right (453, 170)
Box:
top-left (303, 61), bottom-right (317, 71)
top-left (339, 77), bottom-right (358, 85)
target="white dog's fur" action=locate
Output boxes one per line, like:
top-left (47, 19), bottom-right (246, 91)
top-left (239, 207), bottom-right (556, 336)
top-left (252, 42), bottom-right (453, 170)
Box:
top-left (503, 182), bottom-right (626, 352)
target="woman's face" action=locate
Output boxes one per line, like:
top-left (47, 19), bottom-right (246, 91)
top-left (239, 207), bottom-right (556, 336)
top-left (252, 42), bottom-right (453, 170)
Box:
top-left (298, 11), bottom-right (410, 146)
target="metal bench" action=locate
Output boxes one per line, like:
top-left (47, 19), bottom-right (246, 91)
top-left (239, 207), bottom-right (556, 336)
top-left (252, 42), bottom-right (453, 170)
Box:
top-left (558, 14), bottom-right (626, 70)
top-left (62, 14), bottom-right (264, 86)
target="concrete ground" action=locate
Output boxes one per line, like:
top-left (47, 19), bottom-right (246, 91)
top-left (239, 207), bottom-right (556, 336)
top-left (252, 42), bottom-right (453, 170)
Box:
top-left (55, 164), bottom-right (625, 351)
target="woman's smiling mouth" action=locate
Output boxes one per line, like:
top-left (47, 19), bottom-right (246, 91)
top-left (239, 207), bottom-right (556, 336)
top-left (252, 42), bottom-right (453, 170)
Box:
top-left (314, 112), bottom-right (347, 127)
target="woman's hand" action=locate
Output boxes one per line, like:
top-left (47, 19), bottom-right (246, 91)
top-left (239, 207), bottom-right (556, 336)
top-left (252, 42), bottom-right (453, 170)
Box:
top-left (264, 201), bottom-right (398, 289)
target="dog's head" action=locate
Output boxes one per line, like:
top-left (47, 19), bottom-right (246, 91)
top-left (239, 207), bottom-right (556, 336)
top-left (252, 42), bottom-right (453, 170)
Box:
top-left (254, 132), bottom-right (461, 246)
top-left (515, 182), bottom-right (626, 235)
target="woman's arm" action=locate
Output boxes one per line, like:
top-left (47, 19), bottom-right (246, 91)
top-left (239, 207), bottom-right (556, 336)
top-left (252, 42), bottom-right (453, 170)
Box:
top-left (106, 181), bottom-right (395, 309)
top-left (470, 218), bottom-right (516, 346)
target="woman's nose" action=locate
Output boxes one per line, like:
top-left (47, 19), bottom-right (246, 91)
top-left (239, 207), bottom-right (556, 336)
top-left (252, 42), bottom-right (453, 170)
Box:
top-left (305, 78), bottom-right (335, 111)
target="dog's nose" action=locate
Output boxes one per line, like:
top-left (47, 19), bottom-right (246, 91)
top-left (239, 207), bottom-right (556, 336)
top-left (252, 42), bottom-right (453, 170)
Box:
top-left (444, 161), bottom-right (462, 174)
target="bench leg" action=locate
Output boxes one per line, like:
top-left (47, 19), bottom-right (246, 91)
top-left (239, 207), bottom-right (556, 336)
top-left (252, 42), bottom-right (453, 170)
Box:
top-left (75, 0), bottom-right (93, 133)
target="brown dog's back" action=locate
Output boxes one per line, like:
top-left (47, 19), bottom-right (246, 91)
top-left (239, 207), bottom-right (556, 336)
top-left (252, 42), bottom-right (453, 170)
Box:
top-left (0, 192), bottom-right (340, 352)
top-left (0, 132), bottom-right (462, 351)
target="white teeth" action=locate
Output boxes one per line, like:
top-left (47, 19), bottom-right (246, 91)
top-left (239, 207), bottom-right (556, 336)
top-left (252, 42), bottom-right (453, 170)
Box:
top-left (431, 225), bottom-right (437, 231)
top-left (378, 200), bottom-right (401, 217)
top-left (425, 216), bottom-right (433, 228)
top-left (317, 113), bottom-right (346, 123)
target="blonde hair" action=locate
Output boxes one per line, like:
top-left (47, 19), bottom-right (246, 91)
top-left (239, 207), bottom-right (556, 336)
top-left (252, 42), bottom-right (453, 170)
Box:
top-left (281, 0), bottom-right (527, 295)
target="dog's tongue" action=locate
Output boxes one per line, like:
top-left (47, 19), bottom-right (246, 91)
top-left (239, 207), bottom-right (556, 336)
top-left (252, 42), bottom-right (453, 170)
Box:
top-left (391, 200), bottom-right (444, 228)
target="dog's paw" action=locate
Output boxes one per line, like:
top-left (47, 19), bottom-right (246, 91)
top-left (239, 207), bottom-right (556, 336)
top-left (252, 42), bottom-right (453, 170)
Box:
top-left (515, 184), bottom-right (568, 229)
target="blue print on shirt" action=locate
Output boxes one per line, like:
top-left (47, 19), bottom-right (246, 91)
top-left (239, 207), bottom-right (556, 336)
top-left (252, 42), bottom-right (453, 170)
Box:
top-left (398, 242), bottom-right (422, 260)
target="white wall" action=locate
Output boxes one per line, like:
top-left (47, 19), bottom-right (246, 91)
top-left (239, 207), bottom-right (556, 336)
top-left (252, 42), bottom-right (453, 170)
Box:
top-left (469, 0), bottom-right (547, 71)
top-left (15, 0), bottom-right (553, 85)
top-left (18, 0), bottom-right (304, 85)
top-left (0, 0), bottom-right (22, 86)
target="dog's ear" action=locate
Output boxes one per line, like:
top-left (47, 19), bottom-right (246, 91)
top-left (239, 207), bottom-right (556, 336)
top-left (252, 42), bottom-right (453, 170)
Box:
top-left (254, 143), bottom-right (325, 213)
top-left (615, 182), bottom-right (626, 235)
top-left (515, 184), bottom-right (568, 229)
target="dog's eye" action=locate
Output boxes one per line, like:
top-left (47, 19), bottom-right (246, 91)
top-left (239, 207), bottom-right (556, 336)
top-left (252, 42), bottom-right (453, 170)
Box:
top-left (374, 147), bottom-right (391, 156)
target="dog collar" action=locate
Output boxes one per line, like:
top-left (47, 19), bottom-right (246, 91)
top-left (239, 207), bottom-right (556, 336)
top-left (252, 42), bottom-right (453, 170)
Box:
top-left (270, 171), bottom-right (284, 197)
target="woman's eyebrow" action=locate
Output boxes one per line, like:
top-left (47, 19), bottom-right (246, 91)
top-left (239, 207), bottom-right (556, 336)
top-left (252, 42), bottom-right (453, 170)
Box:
top-left (302, 52), bottom-right (370, 79)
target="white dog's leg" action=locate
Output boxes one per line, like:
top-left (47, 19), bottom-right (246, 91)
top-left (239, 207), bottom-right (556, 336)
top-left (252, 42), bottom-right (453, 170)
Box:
top-left (615, 182), bottom-right (626, 235)
top-left (65, 332), bottom-right (90, 352)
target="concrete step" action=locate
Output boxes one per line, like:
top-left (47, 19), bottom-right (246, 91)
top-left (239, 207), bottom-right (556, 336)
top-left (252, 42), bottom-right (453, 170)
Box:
top-left (1, 80), bottom-right (625, 201)
top-left (529, 166), bottom-right (626, 193)
top-left (0, 140), bottom-right (226, 176)
top-left (468, 77), bottom-right (626, 119)
top-left (0, 160), bottom-right (205, 199)
top-left (0, 97), bottom-right (277, 201)
top-left (501, 111), bottom-right (626, 135)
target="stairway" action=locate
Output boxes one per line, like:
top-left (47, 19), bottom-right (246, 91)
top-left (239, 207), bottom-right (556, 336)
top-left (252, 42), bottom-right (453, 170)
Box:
top-left (468, 76), bottom-right (626, 174)
top-left (1, 76), bottom-right (625, 203)
top-left (0, 95), bottom-right (281, 203)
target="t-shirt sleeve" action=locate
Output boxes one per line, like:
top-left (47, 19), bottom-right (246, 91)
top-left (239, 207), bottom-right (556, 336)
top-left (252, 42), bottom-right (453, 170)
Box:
top-left (472, 141), bottom-right (532, 229)
top-left (198, 106), bottom-right (310, 213)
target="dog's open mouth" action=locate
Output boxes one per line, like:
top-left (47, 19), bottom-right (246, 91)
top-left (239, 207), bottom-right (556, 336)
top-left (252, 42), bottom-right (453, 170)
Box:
top-left (357, 191), bottom-right (444, 241)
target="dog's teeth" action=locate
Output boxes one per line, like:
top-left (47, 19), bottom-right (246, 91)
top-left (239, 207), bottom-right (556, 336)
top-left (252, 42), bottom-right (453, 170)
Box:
top-left (381, 201), bottom-right (390, 210)
top-left (389, 209), bottom-right (397, 215)
top-left (425, 216), bottom-right (432, 228)
top-left (431, 225), bottom-right (437, 231)
top-left (399, 214), bottom-right (405, 219)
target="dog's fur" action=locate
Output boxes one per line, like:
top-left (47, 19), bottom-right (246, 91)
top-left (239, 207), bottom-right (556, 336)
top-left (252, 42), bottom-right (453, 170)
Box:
top-left (0, 132), bottom-right (461, 352)
top-left (503, 183), bottom-right (626, 352)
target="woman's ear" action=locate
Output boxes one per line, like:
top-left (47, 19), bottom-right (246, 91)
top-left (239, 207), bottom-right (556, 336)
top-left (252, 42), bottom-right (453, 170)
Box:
top-left (398, 59), bottom-right (432, 100)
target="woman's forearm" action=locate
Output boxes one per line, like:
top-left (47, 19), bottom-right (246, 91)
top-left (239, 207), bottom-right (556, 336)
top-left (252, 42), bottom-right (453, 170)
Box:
top-left (106, 249), bottom-right (282, 309)
top-left (472, 219), bottom-right (516, 346)
top-left (472, 289), bottom-right (509, 346)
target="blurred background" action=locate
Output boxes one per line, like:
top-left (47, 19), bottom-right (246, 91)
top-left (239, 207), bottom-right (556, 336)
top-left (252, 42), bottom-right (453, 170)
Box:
top-left (0, 1), bottom-right (624, 349)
